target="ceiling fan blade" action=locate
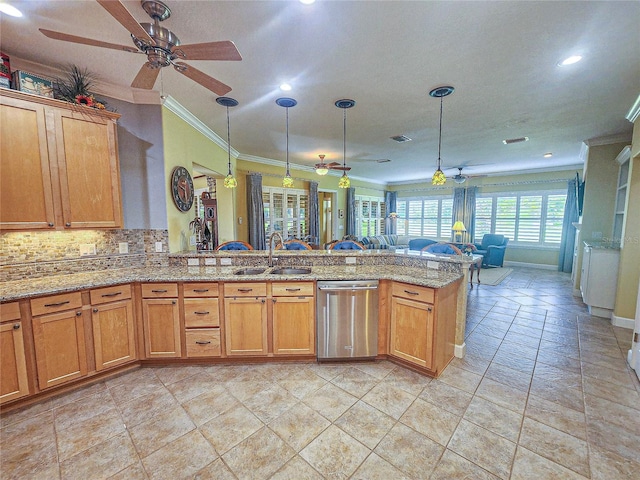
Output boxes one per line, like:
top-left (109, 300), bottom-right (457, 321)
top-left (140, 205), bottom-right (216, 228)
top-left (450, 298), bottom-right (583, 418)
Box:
top-left (39, 28), bottom-right (139, 53)
top-left (173, 41), bottom-right (242, 61)
top-left (326, 162), bottom-right (341, 167)
top-left (96, 0), bottom-right (154, 45)
top-left (174, 62), bottom-right (231, 95)
top-left (131, 63), bottom-right (161, 89)
top-left (330, 166), bottom-right (351, 171)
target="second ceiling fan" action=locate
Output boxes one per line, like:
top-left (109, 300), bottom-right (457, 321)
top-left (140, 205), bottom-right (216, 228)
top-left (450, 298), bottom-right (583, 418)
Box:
top-left (314, 154), bottom-right (351, 176)
top-left (40, 0), bottom-right (242, 95)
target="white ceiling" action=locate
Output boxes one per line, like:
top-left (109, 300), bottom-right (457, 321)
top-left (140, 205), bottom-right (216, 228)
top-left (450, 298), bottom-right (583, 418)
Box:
top-left (2, 1), bottom-right (639, 184)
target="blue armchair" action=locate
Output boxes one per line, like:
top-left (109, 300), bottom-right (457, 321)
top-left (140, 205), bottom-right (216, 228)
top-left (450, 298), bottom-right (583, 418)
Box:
top-left (473, 234), bottom-right (509, 267)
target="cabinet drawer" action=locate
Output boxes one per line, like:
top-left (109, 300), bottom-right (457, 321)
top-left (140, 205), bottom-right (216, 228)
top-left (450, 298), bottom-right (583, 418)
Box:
top-left (31, 292), bottom-right (82, 316)
top-left (224, 283), bottom-right (267, 297)
top-left (141, 283), bottom-right (178, 298)
top-left (391, 282), bottom-right (434, 304)
top-left (184, 299), bottom-right (220, 328)
top-left (184, 283), bottom-right (219, 297)
top-left (1, 302), bottom-right (21, 322)
top-left (272, 282), bottom-right (314, 297)
top-left (90, 284), bottom-right (132, 305)
top-left (185, 329), bottom-right (221, 357)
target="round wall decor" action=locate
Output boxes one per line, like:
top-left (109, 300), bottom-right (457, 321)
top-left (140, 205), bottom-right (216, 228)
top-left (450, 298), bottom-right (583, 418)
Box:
top-left (170, 166), bottom-right (194, 212)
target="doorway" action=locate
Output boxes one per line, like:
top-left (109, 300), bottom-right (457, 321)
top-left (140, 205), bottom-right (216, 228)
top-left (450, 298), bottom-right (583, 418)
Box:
top-left (319, 191), bottom-right (337, 247)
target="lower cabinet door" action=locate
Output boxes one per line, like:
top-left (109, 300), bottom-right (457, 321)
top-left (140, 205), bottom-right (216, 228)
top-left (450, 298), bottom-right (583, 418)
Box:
top-left (91, 299), bottom-right (137, 370)
top-left (1, 321), bottom-right (30, 404)
top-left (32, 309), bottom-right (88, 390)
top-left (224, 298), bottom-right (267, 356)
top-left (272, 297), bottom-right (315, 355)
top-left (142, 299), bottom-right (181, 358)
top-left (389, 296), bottom-right (434, 369)
top-left (185, 329), bottom-right (221, 357)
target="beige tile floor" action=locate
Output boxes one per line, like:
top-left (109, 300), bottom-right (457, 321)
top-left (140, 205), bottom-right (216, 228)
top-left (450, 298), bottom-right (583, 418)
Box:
top-left (1, 267), bottom-right (639, 479)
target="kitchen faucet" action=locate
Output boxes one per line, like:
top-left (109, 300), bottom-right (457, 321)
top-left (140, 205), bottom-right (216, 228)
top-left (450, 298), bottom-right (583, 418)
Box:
top-left (268, 232), bottom-right (283, 267)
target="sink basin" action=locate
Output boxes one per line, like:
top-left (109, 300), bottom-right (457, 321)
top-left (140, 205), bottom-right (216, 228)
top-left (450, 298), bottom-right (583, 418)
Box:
top-left (234, 268), bottom-right (267, 275)
top-left (270, 267), bottom-right (312, 275)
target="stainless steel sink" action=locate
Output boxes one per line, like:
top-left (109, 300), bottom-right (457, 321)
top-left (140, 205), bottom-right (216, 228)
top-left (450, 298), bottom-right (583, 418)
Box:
top-left (234, 268), bottom-right (267, 275)
top-left (270, 267), bottom-right (312, 275)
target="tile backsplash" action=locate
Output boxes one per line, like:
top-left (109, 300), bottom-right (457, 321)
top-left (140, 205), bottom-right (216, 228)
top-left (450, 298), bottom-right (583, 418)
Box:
top-left (0, 229), bottom-right (169, 281)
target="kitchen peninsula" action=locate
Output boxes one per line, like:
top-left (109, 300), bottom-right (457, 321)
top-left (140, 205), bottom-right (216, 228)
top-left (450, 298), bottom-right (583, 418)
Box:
top-left (0, 248), bottom-right (469, 411)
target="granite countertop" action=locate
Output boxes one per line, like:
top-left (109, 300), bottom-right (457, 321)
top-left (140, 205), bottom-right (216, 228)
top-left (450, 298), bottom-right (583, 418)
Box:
top-left (0, 265), bottom-right (463, 302)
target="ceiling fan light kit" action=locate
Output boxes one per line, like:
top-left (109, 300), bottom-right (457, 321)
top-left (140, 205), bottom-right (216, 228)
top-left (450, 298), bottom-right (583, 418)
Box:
top-left (216, 96), bottom-right (239, 189)
top-left (314, 155), bottom-right (329, 176)
top-left (429, 86), bottom-right (454, 186)
top-left (336, 99), bottom-right (355, 189)
top-left (276, 97), bottom-right (297, 188)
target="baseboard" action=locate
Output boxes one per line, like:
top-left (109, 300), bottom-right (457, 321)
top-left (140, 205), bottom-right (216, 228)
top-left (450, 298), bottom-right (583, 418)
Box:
top-left (587, 305), bottom-right (613, 319)
top-left (611, 314), bottom-right (635, 330)
top-left (455, 342), bottom-right (466, 358)
top-left (503, 261), bottom-right (557, 270)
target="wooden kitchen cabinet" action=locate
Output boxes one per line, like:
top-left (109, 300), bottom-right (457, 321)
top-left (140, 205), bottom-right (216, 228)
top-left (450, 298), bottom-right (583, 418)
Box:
top-left (0, 89), bottom-right (122, 231)
top-left (271, 282), bottom-right (315, 356)
top-left (90, 285), bottom-right (136, 370)
top-left (224, 283), bottom-right (267, 356)
top-left (183, 283), bottom-right (221, 357)
top-left (389, 281), bottom-right (457, 376)
top-left (1, 302), bottom-right (30, 404)
top-left (141, 284), bottom-right (181, 358)
top-left (31, 292), bottom-right (88, 390)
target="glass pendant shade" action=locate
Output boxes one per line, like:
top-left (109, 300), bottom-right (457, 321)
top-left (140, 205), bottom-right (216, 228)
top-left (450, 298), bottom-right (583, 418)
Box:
top-left (276, 97), bottom-right (297, 188)
top-left (216, 96), bottom-right (239, 189)
top-left (338, 173), bottom-right (351, 188)
top-left (432, 168), bottom-right (446, 185)
top-left (315, 167), bottom-right (329, 176)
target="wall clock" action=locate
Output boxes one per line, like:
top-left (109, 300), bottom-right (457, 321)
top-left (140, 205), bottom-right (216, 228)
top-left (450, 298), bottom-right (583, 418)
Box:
top-left (170, 166), bottom-right (194, 212)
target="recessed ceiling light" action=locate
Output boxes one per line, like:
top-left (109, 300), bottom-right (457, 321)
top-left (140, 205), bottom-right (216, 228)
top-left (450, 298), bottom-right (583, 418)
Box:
top-left (279, 83), bottom-right (292, 91)
top-left (0, 3), bottom-right (23, 17)
top-left (543, 152), bottom-right (553, 158)
top-left (558, 55), bottom-right (582, 66)
top-left (299, 0), bottom-right (316, 4)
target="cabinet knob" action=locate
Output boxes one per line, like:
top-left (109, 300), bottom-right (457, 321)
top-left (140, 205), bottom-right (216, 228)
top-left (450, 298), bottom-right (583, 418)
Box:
top-left (13, 323), bottom-right (20, 330)
top-left (172, 300), bottom-right (176, 305)
top-left (93, 308), bottom-right (99, 313)
top-left (261, 299), bottom-right (266, 303)
top-left (65, 222), bottom-right (71, 227)
top-left (48, 222), bottom-right (54, 227)
top-left (427, 307), bottom-right (433, 312)
top-left (272, 298), bottom-right (276, 303)
top-left (76, 311), bottom-right (82, 316)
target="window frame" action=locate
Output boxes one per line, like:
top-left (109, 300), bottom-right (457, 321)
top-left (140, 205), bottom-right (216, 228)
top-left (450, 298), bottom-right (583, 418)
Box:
top-left (355, 195), bottom-right (386, 237)
top-left (262, 186), bottom-right (309, 240)
top-left (395, 196), bottom-right (454, 241)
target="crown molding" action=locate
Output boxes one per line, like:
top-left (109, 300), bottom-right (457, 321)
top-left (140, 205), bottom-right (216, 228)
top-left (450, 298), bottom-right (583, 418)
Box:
top-left (584, 132), bottom-right (632, 147)
top-left (626, 94), bottom-right (640, 123)
top-left (162, 95), bottom-right (239, 157)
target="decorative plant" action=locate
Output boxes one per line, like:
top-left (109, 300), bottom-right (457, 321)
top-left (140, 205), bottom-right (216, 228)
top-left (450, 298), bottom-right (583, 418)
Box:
top-left (53, 64), bottom-right (110, 110)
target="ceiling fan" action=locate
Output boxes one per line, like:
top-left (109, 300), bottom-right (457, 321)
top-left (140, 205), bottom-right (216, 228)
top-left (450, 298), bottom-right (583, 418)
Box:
top-left (314, 154), bottom-right (351, 176)
top-left (450, 167), bottom-right (487, 184)
top-left (39, 0), bottom-right (242, 95)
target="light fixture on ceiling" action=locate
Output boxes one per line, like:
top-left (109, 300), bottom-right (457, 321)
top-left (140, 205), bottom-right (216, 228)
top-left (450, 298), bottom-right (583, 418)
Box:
top-left (276, 97), bottom-right (297, 188)
top-left (0, 3), bottom-right (23, 17)
top-left (558, 55), bottom-right (582, 66)
top-left (335, 99), bottom-right (356, 189)
top-left (299, 0), bottom-right (316, 4)
top-left (216, 96), bottom-right (239, 189)
top-left (543, 152), bottom-right (553, 158)
top-left (503, 136), bottom-right (529, 145)
top-left (429, 86), bottom-right (455, 186)
top-left (279, 83), bottom-right (292, 91)
top-left (315, 155), bottom-right (329, 176)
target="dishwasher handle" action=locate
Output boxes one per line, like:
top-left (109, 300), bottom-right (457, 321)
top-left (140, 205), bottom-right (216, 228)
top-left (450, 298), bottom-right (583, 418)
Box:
top-left (317, 285), bottom-right (378, 291)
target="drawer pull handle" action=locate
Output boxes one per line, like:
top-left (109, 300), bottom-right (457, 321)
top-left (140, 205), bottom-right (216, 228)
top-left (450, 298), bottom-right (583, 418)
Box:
top-left (44, 301), bottom-right (70, 307)
top-left (404, 290), bottom-right (420, 296)
top-left (237, 288), bottom-right (253, 292)
top-left (193, 289), bottom-right (209, 293)
top-left (195, 340), bottom-right (211, 345)
top-left (285, 288), bottom-right (301, 292)
top-left (194, 311), bottom-right (210, 315)
top-left (151, 289), bottom-right (168, 293)
top-left (101, 292), bottom-right (122, 297)
top-left (13, 323), bottom-right (20, 330)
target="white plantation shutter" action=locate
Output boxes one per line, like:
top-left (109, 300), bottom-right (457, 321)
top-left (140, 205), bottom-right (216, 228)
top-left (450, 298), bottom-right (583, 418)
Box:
top-left (395, 197), bottom-right (456, 240)
top-left (544, 194), bottom-right (566, 243)
top-left (516, 196), bottom-right (542, 242)
top-left (263, 187), bottom-right (309, 239)
top-left (354, 196), bottom-right (386, 236)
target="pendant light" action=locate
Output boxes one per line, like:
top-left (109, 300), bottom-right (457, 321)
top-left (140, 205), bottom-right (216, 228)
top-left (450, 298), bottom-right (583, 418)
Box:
top-left (335, 99), bottom-right (355, 189)
top-left (276, 97), bottom-right (297, 188)
top-left (216, 96), bottom-right (239, 188)
top-left (429, 86), bottom-right (454, 186)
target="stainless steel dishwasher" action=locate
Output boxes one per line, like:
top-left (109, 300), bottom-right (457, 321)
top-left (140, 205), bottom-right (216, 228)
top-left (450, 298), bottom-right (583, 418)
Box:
top-left (317, 280), bottom-right (379, 360)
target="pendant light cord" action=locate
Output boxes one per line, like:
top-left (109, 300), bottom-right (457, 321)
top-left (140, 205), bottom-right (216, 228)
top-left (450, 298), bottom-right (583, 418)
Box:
top-left (343, 108), bottom-right (347, 169)
top-left (226, 106), bottom-right (232, 174)
top-left (286, 107), bottom-right (290, 176)
top-left (437, 95), bottom-right (443, 169)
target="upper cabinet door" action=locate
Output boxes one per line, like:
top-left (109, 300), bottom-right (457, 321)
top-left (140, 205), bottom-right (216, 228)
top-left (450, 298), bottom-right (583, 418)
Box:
top-left (0, 96), bottom-right (57, 230)
top-left (54, 108), bottom-right (123, 229)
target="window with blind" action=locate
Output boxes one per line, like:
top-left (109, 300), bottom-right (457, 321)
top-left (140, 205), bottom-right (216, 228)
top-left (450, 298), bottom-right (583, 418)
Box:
top-left (475, 191), bottom-right (566, 245)
top-left (355, 196), bottom-right (386, 236)
top-left (263, 187), bottom-right (309, 239)
top-left (395, 197), bottom-right (453, 240)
